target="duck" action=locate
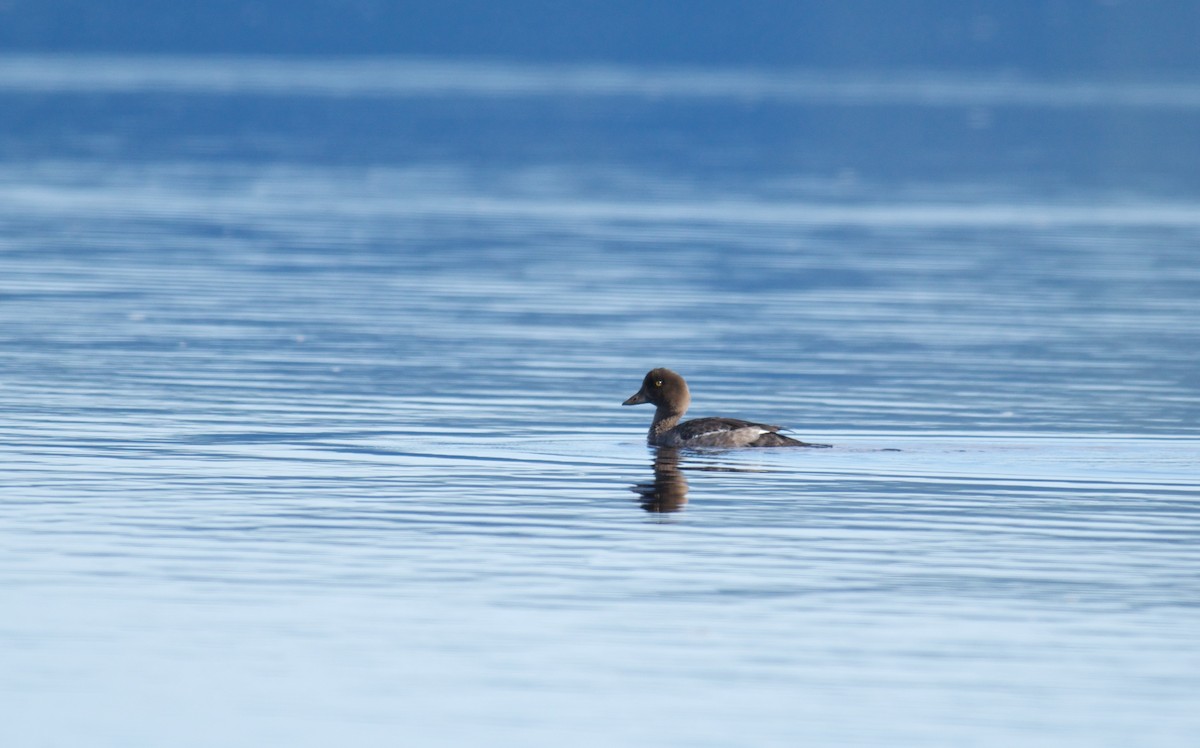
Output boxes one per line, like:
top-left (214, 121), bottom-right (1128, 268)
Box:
top-left (622, 368), bottom-right (828, 448)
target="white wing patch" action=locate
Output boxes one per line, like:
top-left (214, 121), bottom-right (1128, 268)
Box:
top-left (664, 424), bottom-right (770, 448)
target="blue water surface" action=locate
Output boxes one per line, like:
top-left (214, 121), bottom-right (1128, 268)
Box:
top-left (1, 55), bottom-right (1199, 747)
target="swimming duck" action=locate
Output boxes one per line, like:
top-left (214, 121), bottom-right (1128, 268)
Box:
top-left (622, 368), bottom-right (828, 448)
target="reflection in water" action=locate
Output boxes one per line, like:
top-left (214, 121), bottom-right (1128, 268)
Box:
top-left (631, 448), bottom-right (688, 513)
top-left (631, 449), bottom-right (783, 513)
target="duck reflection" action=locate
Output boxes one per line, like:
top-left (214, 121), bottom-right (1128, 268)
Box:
top-left (631, 447), bottom-right (689, 513)
top-left (631, 448), bottom-right (778, 513)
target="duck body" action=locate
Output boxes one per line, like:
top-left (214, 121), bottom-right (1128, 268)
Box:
top-left (653, 416), bottom-right (811, 448)
top-left (622, 368), bottom-right (827, 449)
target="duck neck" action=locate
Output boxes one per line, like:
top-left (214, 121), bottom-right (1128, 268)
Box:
top-left (649, 406), bottom-right (684, 442)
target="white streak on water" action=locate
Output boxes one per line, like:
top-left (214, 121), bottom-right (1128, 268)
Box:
top-left (3, 54), bottom-right (1200, 109)
top-left (3, 164), bottom-right (1200, 229)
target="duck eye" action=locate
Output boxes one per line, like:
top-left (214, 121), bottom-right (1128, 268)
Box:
top-left (654, 380), bottom-right (663, 387)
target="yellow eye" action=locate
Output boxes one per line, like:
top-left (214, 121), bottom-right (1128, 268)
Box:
top-left (654, 380), bottom-right (663, 387)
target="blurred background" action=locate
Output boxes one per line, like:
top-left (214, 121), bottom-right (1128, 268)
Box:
top-left (6, 1), bottom-right (1200, 191)
top-left (5, 0), bottom-right (1200, 73)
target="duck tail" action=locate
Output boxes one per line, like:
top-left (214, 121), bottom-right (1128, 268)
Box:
top-left (753, 432), bottom-right (831, 448)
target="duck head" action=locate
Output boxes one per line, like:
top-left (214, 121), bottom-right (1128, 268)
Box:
top-left (622, 367), bottom-right (691, 415)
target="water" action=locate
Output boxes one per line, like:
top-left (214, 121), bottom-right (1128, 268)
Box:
top-left (2, 55), bottom-right (1199, 747)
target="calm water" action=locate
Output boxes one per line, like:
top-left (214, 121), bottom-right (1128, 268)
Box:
top-left (2, 56), bottom-right (1199, 747)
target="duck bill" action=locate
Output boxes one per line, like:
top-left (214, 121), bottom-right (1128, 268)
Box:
top-left (622, 390), bottom-right (648, 406)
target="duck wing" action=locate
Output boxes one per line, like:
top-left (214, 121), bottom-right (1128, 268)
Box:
top-left (664, 417), bottom-right (775, 448)
top-left (671, 417), bottom-right (829, 448)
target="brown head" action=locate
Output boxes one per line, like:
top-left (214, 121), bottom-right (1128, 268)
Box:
top-left (622, 367), bottom-right (691, 415)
